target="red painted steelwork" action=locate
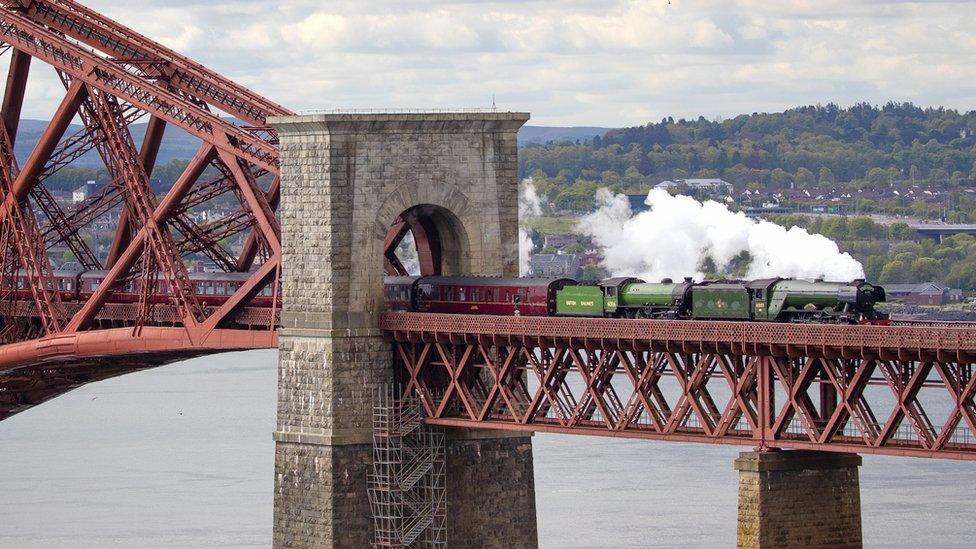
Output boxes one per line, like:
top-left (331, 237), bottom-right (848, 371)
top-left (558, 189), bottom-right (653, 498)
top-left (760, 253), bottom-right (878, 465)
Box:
top-left (0, 0), bottom-right (286, 418)
top-left (384, 207), bottom-right (443, 277)
top-left (382, 313), bottom-right (976, 460)
top-left (0, 327), bottom-right (275, 419)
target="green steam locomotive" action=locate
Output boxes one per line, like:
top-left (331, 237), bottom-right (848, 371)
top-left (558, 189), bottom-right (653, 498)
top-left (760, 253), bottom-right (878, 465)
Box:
top-left (555, 277), bottom-right (887, 323)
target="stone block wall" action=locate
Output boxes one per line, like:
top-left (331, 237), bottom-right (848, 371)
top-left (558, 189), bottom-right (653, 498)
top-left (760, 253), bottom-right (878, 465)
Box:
top-left (735, 450), bottom-right (862, 548)
top-left (273, 441), bottom-right (371, 548)
top-left (269, 112), bottom-right (537, 548)
top-left (446, 434), bottom-right (538, 548)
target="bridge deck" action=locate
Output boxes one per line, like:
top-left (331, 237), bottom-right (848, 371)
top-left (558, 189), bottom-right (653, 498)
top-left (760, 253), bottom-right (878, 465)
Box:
top-left (381, 313), bottom-right (976, 460)
top-left (380, 313), bottom-right (976, 360)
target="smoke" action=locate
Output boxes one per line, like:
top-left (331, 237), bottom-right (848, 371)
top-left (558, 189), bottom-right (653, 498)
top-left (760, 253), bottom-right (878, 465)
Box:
top-left (518, 178), bottom-right (542, 275)
top-left (519, 179), bottom-right (542, 218)
top-left (579, 188), bottom-right (864, 282)
top-left (519, 231), bottom-right (535, 275)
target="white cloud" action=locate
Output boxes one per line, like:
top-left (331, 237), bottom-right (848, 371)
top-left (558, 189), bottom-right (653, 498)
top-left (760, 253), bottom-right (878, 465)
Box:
top-left (4, 0), bottom-right (975, 126)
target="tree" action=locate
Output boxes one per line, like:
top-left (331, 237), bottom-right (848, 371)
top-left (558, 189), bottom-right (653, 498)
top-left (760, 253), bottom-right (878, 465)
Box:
top-left (893, 251), bottom-right (919, 265)
top-left (622, 166), bottom-right (644, 190)
top-left (890, 241), bottom-right (922, 256)
top-left (889, 222), bottom-right (917, 240)
top-left (819, 166), bottom-right (835, 185)
top-left (822, 217), bottom-right (849, 240)
top-left (879, 260), bottom-right (910, 284)
top-left (770, 168), bottom-right (792, 189)
top-left (580, 264), bottom-right (606, 281)
top-left (946, 260), bottom-right (976, 290)
top-left (795, 167), bottom-right (816, 188)
top-left (910, 257), bottom-right (942, 282)
top-left (600, 170), bottom-right (622, 187)
top-left (867, 167), bottom-right (888, 187)
top-left (909, 165), bottom-right (920, 184)
top-left (848, 217), bottom-right (878, 239)
top-left (929, 168), bottom-right (949, 184)
top-left (864, 255), bottom-right (887, 281)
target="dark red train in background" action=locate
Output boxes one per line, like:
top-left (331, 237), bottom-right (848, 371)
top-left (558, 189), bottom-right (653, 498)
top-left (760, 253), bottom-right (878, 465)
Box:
top-left (11, 269), bottom-right (276, 307)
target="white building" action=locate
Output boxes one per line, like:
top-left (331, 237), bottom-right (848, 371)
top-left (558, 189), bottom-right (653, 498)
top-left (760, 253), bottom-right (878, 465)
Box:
top-left (72, 180), bottom-right (99, 203)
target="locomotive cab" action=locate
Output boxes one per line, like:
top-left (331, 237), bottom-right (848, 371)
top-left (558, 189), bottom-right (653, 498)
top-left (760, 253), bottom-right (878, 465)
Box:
top-left (598, 277), bottom-right (643, 316)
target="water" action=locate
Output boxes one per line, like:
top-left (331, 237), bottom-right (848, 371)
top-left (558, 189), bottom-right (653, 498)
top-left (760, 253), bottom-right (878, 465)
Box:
top-left (1, 350), bottom-right (973, 547)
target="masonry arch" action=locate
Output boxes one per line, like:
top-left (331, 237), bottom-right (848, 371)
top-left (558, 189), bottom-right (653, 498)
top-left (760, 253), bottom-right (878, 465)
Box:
top-left (384, 204), bottom-right (471, 276)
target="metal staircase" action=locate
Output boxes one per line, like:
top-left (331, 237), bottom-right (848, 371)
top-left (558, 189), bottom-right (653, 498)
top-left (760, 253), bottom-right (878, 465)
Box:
top-left (367, 387), bottom-right (446, 548)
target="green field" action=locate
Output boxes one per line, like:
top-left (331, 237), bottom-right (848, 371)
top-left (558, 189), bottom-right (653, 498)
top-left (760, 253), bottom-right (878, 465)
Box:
top-left (521, 216), bottom-right (579, 235)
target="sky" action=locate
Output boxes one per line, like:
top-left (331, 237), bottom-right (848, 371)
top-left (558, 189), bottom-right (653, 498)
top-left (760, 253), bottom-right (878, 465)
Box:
top-left (13, 0), bottom-right (976, 127)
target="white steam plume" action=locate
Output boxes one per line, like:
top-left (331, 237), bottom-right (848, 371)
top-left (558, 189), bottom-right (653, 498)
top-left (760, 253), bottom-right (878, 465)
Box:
top-left (519, 179), bottom-right (542, 218)
top-left (579, 188), bottom-right (864, 282)
top-left (518, 178), bottom-right (542, 275)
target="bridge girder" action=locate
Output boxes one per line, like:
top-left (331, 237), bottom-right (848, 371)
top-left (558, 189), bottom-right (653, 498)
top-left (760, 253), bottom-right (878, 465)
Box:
top-left (384, 313), bottom-right (976, 460)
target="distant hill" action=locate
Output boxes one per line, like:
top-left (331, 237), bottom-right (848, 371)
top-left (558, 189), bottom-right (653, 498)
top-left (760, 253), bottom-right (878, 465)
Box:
top-left (517, 126), bottom-right (613, 146)
top-left (521, 103), bottom-right (976, 188)
top-left (13, 119), bottom-right (612, 167)
top-left (14, 119), bottom-right (200, 169)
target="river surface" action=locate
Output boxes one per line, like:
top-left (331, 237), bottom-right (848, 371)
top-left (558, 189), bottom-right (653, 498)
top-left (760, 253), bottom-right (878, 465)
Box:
top-left (0, 350), bottom-right (973, 547)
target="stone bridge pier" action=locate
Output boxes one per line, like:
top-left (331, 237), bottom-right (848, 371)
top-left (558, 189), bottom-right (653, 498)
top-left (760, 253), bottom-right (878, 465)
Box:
top-left (269, 112), bottom-right (538, 548)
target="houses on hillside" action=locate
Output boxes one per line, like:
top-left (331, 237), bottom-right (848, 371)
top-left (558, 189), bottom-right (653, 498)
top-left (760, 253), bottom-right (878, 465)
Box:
top-left (884, 282), bottom-right (965, 306)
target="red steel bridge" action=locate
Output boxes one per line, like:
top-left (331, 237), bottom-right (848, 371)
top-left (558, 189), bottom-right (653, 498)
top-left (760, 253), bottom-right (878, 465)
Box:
top-left (381, 313), bottom-right (976, 460)
top-left (0, 0), bottom-right (285, 418)
top-left (2, 0), bottom-right (976, 465)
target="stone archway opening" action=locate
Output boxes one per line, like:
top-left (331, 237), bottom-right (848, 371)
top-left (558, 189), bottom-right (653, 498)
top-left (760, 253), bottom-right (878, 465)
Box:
top-left (384, 204), bottom-right (470, 276)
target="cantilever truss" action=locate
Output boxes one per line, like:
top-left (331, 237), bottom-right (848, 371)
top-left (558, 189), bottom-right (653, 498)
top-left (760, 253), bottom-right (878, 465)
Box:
top-left (383, 313), bottom-right (976, 461)
top-left (368, 387), bottom-right (447, 548)
top-left (0, 0), bottom-right (288, 419)
top-left (0, 0), bottom-right (291, 345)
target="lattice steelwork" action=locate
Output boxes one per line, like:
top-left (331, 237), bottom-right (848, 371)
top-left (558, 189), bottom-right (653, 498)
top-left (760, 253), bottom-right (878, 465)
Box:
top-left (382, 313), bottom-right (976, 460)
top-left (0, 0), bottom-right (287, 419)
top-left (368, 387), bottom-right (447, 548)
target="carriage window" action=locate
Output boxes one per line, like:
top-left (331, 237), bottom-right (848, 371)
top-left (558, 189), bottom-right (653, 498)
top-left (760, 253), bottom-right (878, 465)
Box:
top-left (459, 288), bottom-right (466, 301)
top-left (473, 289), bottom-right (480, 301)
top-left (493, 289), bottom-right (499, 302)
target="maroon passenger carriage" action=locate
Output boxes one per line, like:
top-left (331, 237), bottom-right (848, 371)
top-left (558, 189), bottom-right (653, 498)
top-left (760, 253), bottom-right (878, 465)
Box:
top-left (13, 269), bottom-right (276, 307)
top-left (384, 276), bottom-right (575, 316)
